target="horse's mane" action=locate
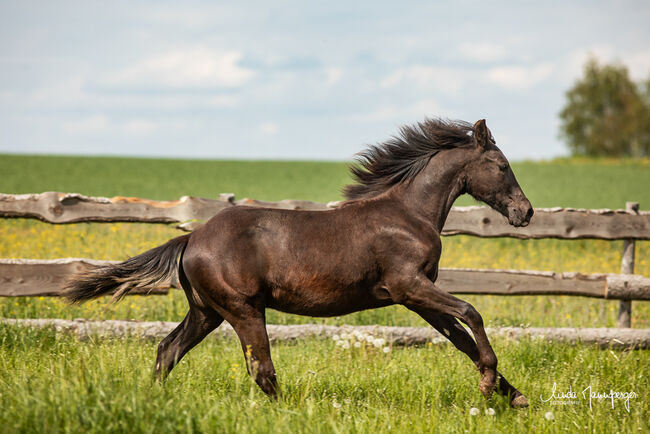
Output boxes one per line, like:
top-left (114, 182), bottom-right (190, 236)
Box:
top-left (343, 118), bottom-right (476, 200)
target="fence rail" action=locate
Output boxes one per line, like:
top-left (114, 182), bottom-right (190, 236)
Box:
top-left (2, 192), bottom-right (650, 240)
top-left (2, 259), bottom-right (649, 300)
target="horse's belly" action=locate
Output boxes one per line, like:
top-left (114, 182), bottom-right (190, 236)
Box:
top-left (266, 286), bottom-right (391, 317)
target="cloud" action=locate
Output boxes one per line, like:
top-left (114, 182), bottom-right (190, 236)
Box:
top-left (122, 119), bottom-right (158, 135)
top-left (486, 63), bottom-right (554, 90)
top-left (459, 42), bottom-right (508, 63)
top-left (381, 66), bottom-right (465, 94)
top-left (349, 98), bottom-right (443, 122)
top-left (61, 115), bottom-right (109, 134)
top-left (563, 46), bottom-right (650, 82)
top-left (259, 121), bottom-right (278, 136)
top-left (108, 48), bottom-right (255, 89)
top-left (325, 67), bottom-right (343, 85)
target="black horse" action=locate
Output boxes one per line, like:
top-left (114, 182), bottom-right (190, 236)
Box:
top-left (65, 118), bottom-right (533, 407)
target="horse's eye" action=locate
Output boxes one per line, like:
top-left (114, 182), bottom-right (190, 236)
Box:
top-left (498, 163), bottom-right (509, 171)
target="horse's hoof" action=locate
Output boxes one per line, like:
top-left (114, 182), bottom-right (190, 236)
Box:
top-left (510, 393), bottom-right (529, 408)
top-left (479, 372), bottom-right (497, 398)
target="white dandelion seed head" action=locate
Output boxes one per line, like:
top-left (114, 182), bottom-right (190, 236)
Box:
top-left (544, 411), bottom-right (554, 420)
top-left (332, 334), bottom-right (340, 341)
top-left (354, 341), bottom-right (362, 348)
top-left (341, 341), bottom-right (350, 349)
top-left (469, 407), bottom-right (480, 416)
top-left (485, 408), bottom-right (495, 416)
top-left (332, 401), bottom-right (341, 409)
top-left (366, 335), bottom-right (375, 343)
top-left (382, 346), bottom-right (391, 353)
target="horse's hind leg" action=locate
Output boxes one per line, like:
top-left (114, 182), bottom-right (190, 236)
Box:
top-left (154, 307), bottom-right (223, 381)
top-left (154, 254), bottom-right (223, 380)
top-left (415, 312), bottom-right (528, 408)
top-left (228, 310), bottom-right (278, 398)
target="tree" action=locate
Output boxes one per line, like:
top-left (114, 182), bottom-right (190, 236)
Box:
top-left (559, 58), bottom-right (650, 157)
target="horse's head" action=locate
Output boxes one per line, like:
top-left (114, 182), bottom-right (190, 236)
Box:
top-left (464, 119), bottom-right (533, 227)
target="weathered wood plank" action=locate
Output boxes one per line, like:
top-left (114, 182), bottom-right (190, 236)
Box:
top-left (443, 205), bottom-right (650, 240)
top-left (437, 268), bottom-right (608, 298)
top-left (1, 192), bottom-right (649, 239)
top-left (3, 319), bottom-right (649, 349)
top-left (0, 259), bottom-right (171, 297)
top-left (2, 259), bottom-right (649, 300)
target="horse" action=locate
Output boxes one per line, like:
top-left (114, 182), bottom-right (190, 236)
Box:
top-left (64, 118), bottom-right (533, 408)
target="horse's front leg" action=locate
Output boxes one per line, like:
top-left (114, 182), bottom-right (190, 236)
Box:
top-left (390, 275), bottom-right (499, 399)
top-left (414, 311), bottom-right (528, 407)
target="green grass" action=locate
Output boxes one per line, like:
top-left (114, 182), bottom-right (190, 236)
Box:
top-left (0, 325), bottom-right (647, 433)
top-left (1, 154), bottom-right (650, 207)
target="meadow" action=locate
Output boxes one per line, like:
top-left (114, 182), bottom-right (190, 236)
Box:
top-left (0, 154), bottom-right (649, 433)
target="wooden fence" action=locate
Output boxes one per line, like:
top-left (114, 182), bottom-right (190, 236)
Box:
top-left (1, 192), bottom-right (649, 327)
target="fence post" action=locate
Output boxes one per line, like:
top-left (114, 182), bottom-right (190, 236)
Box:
top-left (618, 201), bottom-right (639, 328)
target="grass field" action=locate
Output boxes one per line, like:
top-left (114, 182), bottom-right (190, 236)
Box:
top-left (0, 325), bottom-right (648, 434)
top-left (1, 154), bottom-right (649, 432)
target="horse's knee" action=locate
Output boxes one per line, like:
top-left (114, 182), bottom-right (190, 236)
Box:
top-left (460, 302), bottom-right (484, 328)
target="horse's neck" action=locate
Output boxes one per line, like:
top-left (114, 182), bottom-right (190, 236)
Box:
top-left (396, 152), bottom-right (468, 232)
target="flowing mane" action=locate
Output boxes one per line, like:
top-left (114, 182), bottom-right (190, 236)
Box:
top-left (344, 118), bottom-right (476, 200)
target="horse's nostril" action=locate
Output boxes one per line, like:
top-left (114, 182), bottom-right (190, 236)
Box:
top-left (526, 207), bottom-right (534, 220)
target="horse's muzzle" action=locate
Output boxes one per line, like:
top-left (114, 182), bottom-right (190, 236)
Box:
top-left (507, 202), bottom-right (534, 227)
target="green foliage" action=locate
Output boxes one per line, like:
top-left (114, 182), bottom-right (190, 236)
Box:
top-left (559, 58), bottom-right (650, 157)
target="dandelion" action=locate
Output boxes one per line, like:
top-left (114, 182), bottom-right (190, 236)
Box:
top-left (332, 401), bottom-right (341, 409)
top-left (469, 407), bottom-right (480, 416)
top-left (332, 334), bottom-right (340, 341)
top-left (485, 408), bottom-right (495, 416)
top-left (373, 338), bottom-right (385, 348)
top-left (544, 411), bottom-right (554, 421)
top-left (382, 346), bottom-right (391, 353)
top-left (341, 341), bottom-right (350, 349)
top-left (354, 341), bottom-right (361, 348)
top-left (366, 335), bottom-right (375, 343)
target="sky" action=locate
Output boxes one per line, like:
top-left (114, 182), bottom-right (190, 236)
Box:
top-left (1, 1), bottom-right (649, 161)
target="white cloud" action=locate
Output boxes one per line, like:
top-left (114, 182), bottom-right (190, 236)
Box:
top-left (108, 48), bottom-right (255, 88)
top-left (486, 63), bottom-right (554, 90)
top-left (381, 66), bottom-right (465, 94)
top-left (459, 42), bottom-right (508, 63)
top-left (325, 67), bottom-right (343, 85)
top-left (122, 119), bottom-right (158, 135)
top-left (259, 121), bottom-right (278, 136)
top-left (563, 46), bottom-right (650, 82)
top-left (350, 99), bottom-right (443, 122)
top-left (62, 115), bottom-right (109, 134)
top-left (623, 49), bottom-right (650, 80)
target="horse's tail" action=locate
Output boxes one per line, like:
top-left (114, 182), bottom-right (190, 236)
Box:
top-left (63, 234), bottom-right (191, 303)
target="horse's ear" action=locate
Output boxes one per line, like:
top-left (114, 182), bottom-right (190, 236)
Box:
top-left (473, 119), bottom-right (489, 149)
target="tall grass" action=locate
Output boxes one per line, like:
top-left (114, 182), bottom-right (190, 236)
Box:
top-left (0, 325), bottom-right (647, 433)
